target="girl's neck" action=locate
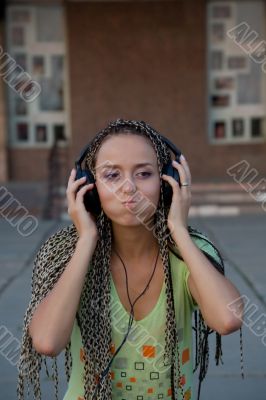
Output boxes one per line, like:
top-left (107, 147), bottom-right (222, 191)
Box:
top-left (111, 224), bottom-right (159, 262)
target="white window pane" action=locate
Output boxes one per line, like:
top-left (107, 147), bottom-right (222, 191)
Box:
top-left (11, 26), bottom-right (25, 46)
top-left (35, 124), bottom-right (47, 142)
top-left (36, 7), bottom-right (64, 42)
top-left (232, 119), bottom-right (244, 137)
top-left (16, 122), bottom-right (28, 141)
top-left (11, 10), bottom-right (31, 23)
top-left (39, 77), bottom-right (64, 111)
top-left (237, 70), bottom-right (261, 104)
top-left (32, 56), bottom-right (45, 76)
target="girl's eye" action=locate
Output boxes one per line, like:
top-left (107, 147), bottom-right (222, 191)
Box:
top-left (104, 172), bottom-right (152, 180)
top-left (138, 172), bottom-right (152, 177)
top-left (105, 172), bottom-right (119, 180)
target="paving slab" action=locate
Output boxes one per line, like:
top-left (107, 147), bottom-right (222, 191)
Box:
top-left (0, 214), bottom-right (265, 399)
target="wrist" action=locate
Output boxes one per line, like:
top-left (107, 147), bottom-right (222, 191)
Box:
top-left (77, 234), bottom-right (98, 248)
top-left (172, 226), bottom-right (190, 244)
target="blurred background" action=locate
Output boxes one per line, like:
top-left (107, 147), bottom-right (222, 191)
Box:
top-left (0, 1), bottom-right (265, 399)
top-left (0, 0), bottom-right (265, 218)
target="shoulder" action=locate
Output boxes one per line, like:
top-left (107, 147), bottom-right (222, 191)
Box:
top-left (32, 223), bottom-right (79, 289)
top-left (169, 226), bottom-right (224, 274)
top-left (37, 223), bottom-right (78, 254)
top-left (193, 234), bottom-right (221, 261)
top-left (169, 226), bottom-right (222, 266)
top-left (168, 227), bottom-right (224, 310)
top-left (188, 228), bottom-right (225, 279)
top-left (34, 223), bottom-right (78, 264)
top-left (188, 226), bottom-right (224, 268)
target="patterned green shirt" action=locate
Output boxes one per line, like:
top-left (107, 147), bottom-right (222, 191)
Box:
top-left (63, 238), bottom-right (219, 400)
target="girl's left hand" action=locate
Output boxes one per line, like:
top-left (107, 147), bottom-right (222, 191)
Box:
top-left (161, 154), bottom-right (192, 233)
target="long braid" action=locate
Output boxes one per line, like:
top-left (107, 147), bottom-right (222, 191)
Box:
top-left (64, 341), bottom-right (72, 383)
top-left (16, 118), bottom-right (240, 400)
top-left (17, 224), bottom-right (79, 400)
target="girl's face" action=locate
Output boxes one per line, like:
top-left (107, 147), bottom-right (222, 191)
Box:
top-left (94, 134), bottom-right (161, 227)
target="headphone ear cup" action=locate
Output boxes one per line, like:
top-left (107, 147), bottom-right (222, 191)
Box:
top-left (162, 160), bottom-right (181, 207)
top-left (75, 167), bottom-right (102, 217)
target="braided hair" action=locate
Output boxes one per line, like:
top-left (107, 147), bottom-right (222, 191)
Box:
top-left (17, 118), bottom-right (243, 400)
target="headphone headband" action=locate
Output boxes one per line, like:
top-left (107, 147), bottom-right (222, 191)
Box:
top-left (75, 132), bottom-right (181, 168)
top-left (75, 142), bottom-right (92, 167)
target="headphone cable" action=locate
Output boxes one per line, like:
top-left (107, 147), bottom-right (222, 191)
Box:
top-left (92, 247), bottom-right (160, 399)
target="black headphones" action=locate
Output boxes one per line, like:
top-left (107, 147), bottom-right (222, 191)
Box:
top-left (74, 133), bottom-right (182, 217)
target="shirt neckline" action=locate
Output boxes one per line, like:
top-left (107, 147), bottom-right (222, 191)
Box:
top-left (110, 273), bottom-right (166, 324)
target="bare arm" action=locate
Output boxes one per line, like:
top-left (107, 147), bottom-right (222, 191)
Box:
top-left (161, 155), bottom-right (243, 335)
top-left (173, 227), bottom-right (244, 335)
top-left (29, 168), bottom-right (99, 357)
top-left (29, 236), bottom-right (97, 357)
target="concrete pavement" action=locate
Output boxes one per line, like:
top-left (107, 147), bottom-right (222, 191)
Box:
top-left (191, 214), bottom-right (266, 400)
top-left (0, 213), bottom-right (265, 399)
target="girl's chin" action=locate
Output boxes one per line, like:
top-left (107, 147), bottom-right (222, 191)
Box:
top-left (107, 209), bottom-right (156, 227)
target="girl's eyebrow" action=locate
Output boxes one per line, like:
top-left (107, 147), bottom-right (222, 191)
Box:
top-left (100, 162), bottom-right (154, 170)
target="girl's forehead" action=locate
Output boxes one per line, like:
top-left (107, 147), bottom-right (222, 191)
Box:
top-left (95, 134), bottom-right (157, 162)
top-left (101, 133), bottom-right (151, 146)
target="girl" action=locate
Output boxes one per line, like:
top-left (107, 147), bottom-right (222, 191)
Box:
top-left (17, 119), bottom-right (243, 400)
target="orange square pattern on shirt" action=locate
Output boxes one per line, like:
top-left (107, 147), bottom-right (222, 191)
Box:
top-left (110, 371), bottom-right (115, 380)
top-left (79, 348), bottom-right (85, 363)
top-left (142, 345), bottom-right (156, 358)
top-left (79, 343), bottom-right (190, 397)
top-left (184, 387), bottom-right (192, 400)
top-left (178, 374), bottom-right (186, 387)
top-left (110, 342), bottom-right (116, 354)
top-left (182, 348), bottom-right (190, 364)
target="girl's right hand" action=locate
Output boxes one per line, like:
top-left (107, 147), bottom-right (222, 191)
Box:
top-left (66, 168), bottom-right (99, 241)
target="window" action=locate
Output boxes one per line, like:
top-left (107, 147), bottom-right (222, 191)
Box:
top-left (207, 1), bottom-right (266, 143)
top-left (6, 5), bottom-right (68, 147)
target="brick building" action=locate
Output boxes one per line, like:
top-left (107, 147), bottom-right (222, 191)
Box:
top-left (0, 0), bottom-right (265, 189)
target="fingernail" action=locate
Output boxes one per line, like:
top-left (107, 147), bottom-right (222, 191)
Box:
top-left (180, 154), bottom-right (185, 160)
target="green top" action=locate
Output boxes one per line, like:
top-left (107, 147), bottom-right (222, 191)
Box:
top-left (63, 238), bottom-right (219, 400)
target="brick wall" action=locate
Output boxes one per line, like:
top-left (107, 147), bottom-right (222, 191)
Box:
top-left (65, 0), bottom-right (266, 182)
top-left (8, 1), bottom-right (266, 182)
top-left (8, 147), bottom-right (70, 182)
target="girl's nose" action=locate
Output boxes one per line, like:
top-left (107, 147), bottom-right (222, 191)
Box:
top-left (122, 178), bottom-right (137, 194)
